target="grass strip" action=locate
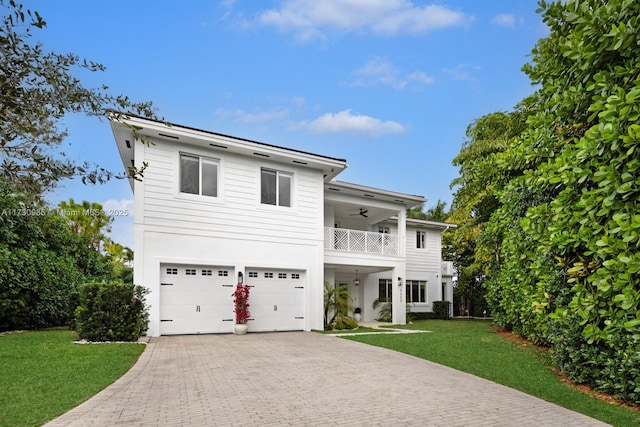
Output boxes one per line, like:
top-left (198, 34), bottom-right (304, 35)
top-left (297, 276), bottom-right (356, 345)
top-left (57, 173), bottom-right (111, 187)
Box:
top-left (0, 329), bottom-right (145, 427)
top-left (315, 326), bottom-right (395, 334)
top-left (345, 320), bottom-right (639, 427)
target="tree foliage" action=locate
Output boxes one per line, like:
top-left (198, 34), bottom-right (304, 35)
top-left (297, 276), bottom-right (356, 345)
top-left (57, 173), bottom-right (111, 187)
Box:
top-left (451, 0), bottom-right (640, 404)
top-left (58, 198), bottom-right (113, 251)
top-left (448, 107), bottom-right (531, 316)
top-left (0, 182), bottom-right (134, 331)
top-left (0, 0), bottom-right (156, 196)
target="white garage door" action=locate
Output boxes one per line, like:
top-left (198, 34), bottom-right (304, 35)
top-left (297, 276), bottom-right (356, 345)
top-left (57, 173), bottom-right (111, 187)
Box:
top-left (247, 269), bottom-right (305, 332)
top-left (159, 264), bottom-right (235, 335)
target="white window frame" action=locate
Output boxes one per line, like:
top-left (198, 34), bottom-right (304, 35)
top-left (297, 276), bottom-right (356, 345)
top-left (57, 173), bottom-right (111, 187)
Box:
top-left (260, 168), bottom-right (292, 207)
top-left (378, 279), bottom-right (393, 302)
top-left (179, 153), bottom-right (219, 198)
top-left (416, 230), bottom-right (426, 249)
top-left (406, 280), bottom-right (428, 303)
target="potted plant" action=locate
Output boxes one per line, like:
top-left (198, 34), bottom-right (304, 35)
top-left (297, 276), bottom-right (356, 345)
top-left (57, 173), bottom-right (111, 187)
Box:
top-left (353, 307), bottom-right (362, 323)
top-left (232, 283), bottom-right (250, 335)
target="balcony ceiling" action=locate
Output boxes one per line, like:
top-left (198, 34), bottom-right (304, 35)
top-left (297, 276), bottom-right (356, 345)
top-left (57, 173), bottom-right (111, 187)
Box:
top-left (330, 201), bottom-right (398, 226)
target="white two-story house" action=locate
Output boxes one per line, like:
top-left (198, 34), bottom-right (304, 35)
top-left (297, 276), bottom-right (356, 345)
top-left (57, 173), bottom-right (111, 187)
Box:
top-left (109, 114), bottom-right (454, 336)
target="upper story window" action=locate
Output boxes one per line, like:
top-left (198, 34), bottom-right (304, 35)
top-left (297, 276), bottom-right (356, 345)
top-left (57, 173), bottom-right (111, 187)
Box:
top-left (416, 230), bottom-right (426, 249)
top-left (261, 168), bottom-right (291, 207)
top-left (180, 153), bottom-right (218, 197)
top-left (378, 226), bottom-right (390, 234)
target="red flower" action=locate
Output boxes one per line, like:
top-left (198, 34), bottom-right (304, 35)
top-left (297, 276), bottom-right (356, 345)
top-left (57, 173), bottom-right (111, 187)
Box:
top-left (232, 283), bottom-right (251, 324)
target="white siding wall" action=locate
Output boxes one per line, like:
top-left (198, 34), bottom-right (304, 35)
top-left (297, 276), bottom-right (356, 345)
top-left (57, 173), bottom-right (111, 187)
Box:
top-left (136, 138), bottom-right (326, 336)
top-left (406, 226), bottom-right (442, 273)
top-left (140, 139), bottom-right (323, 243)
top-left (405, 225), bottom-right (444, 312)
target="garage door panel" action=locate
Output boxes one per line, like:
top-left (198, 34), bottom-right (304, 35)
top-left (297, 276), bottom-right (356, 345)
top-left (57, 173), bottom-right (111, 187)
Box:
top-left (160, 264), bottom-right (234, 335)
top-left (247, 269), bottom-right (305, 332)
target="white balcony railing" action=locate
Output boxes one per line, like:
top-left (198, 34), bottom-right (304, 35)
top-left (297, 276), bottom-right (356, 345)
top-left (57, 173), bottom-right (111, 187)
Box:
top-left (324, 227), bottom-right (399, 256)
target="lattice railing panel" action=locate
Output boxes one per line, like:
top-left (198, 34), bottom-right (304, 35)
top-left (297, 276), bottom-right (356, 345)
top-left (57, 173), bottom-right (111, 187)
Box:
top-left (324, 228), bottom-right (399, 256)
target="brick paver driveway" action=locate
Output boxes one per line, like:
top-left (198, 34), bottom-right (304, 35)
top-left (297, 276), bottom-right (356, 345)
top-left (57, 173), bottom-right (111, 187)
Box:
top-left (45, 332), bottom-right (609, 426)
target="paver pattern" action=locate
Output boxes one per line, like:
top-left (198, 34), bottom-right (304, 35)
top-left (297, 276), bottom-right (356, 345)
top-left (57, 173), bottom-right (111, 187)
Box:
top-left (45, 332), bottom-right (610, 426)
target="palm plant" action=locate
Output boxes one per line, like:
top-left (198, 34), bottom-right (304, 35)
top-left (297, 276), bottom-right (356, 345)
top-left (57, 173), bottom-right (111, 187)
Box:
top-left (372, 298), bottom-right (413, 323)
top-left (323, 281), bottom-right (353, 326)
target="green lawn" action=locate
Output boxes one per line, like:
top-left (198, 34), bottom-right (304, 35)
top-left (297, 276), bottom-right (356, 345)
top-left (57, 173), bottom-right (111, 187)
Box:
top-left (345, 320), bottom-right (640, 427)
top-left (316, 326), bottom-right (394, 334)
top-left (0, 329), bottom-right (145, 427)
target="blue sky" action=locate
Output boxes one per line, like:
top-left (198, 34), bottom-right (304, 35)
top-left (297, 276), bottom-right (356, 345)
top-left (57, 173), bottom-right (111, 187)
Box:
top-left (27, 0), bottom-right (547, 248)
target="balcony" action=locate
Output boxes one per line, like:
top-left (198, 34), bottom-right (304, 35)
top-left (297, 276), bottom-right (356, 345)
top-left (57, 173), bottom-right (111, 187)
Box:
top-left (324, 227), bottom-right (399, 256)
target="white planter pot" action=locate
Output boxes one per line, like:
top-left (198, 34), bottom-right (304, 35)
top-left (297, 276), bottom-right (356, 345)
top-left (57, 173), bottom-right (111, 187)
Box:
top-left (354, 313), bottom-right (361, 323)
top-left (234, 324), bottom-right (248, 335)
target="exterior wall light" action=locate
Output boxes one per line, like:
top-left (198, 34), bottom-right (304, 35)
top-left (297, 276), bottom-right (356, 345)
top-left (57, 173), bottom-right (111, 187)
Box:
top-left (238, 271), bottom-right (244, 284)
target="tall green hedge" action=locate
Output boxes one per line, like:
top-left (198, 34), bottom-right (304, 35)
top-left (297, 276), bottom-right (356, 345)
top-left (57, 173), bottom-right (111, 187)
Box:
top-left (75, 281), bottom-right (149, 341)
top-left (482, 0), bottom-right (640, 405)
top-left (432, 301), bottom-right (451, 320)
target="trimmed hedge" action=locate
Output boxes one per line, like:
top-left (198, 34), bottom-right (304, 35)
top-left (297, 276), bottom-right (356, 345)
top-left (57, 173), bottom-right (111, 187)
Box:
top-left (432, 301), bottom-right (451, 320)
top-left (75, 281), bottom-right (149, 341)
top-left (408, 312), bottom-right (438, 321)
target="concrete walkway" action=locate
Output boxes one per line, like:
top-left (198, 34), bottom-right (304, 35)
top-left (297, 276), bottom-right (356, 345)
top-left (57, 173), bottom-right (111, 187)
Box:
top-left (45, 332), bottom-right (609, 427)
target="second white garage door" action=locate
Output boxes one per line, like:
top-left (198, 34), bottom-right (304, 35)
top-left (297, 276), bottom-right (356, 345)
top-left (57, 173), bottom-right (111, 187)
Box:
top-left (247, 269), bottom-right (305, 332)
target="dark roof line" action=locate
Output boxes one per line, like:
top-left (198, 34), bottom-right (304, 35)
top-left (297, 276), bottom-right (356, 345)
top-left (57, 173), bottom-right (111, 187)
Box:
top-left (108, 110), bottom-right (348, 163)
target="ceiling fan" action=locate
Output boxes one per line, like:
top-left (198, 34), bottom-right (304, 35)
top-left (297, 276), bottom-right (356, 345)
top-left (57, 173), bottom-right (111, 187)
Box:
top-left (349, 208), bottom-right (368, 218)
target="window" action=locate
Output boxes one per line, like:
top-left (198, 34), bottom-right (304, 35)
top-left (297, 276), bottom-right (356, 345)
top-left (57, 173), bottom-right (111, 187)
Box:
top-left (185, 269), bottom-right (196, 276)
top-left (291, 273), bottom-right (300, 280)
top-left (248, 272), bottom-right (258, 278)
top-left (406, 280), bottom-right (427, 303)
top-left (378, 226), bottom-right (390, 234)
top-left (261, 169), bottom-right (291, 207)
top-left (264, 272), bottom-right (274, 279)
top-left (180, 153), bottom-right (218, 197)
top-left (416, 231), bottom-right (426, 249)
top-left (166, 268), bottom-right (178, 275)
top-left (278, 273), bottom-right (287, 279)
top-left (378, 279), bottom-right (393, 302)
top-left (202, 270), bottom-right (212, 276)
top-left (218, 270), bottom-right (229, 277)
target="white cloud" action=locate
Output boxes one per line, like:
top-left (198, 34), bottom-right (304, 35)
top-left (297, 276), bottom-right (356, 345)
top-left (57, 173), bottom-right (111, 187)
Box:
top-left (351, 57), bottom-right (405, 89)
top-left (295, 109), bottom-right (406, 137)
top-left (491, 13), bottom-right (516, 28)
top-left (407, 71), bottom-right (435, 85)
top-left (102, 198), bottom-right (134, 215)
top-left (351, 57), bottom-right (434, 89)
top-left (443, 63), bottom-right (481, 81)
top-left (258, 0), bottom-right (470, 41)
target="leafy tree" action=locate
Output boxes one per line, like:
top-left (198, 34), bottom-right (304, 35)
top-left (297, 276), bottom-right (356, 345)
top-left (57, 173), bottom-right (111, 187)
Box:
top-left (479, 0), bottom-right (640, 404)
top-left (0, 0), bottom-right (156, 197)
top-left (58, 198), bottom-right (113, 251)
top-left (0, 179), bottom-right (82, 329)
top-left (104, 239), bottom-right (133, 283)
top-left (448, 107), bottom-right (530, 316)
top-left (408, 200), bottom-right (449, 222)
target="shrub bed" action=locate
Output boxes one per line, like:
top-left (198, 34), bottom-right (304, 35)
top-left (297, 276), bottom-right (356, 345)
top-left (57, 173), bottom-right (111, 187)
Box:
top-left (75, 281), bottom-right (149, 341)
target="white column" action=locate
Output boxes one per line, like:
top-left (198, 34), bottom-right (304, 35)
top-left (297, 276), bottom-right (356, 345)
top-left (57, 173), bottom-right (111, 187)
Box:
top-left (392, 208), bottom-right (408, 324)
top-left (392, 265), bottom-right (406, 325)
top-left (398, 208), bottom-right (406, 257)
